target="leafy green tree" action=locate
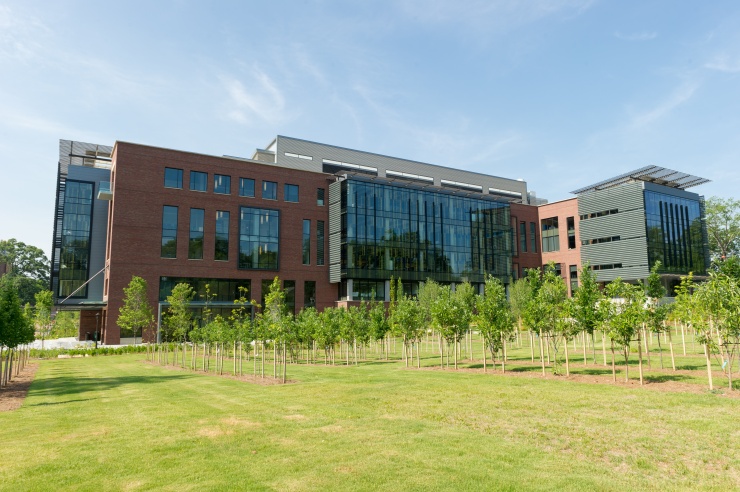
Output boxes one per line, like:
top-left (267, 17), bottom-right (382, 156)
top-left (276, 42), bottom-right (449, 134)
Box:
top-left (317, 307), bottom-right (341, 364)
top-left (263, 277), bottom-right (291, 382)
top-left (117, 276), bottom-right (154, 345)
top-left (431, 284), bottom-right (472, 369)
top-left (475, 275), bottom-right (515, 372)
top-left (601, 279), bottom-right (647, 383)
top-left (0, 239), bottom-right (50, 306)
top-left (571, 264), bottom-right (603, 365)
top-left (368, 301), bottom-right (390, 359)
top-left (538, 264), bottom-right (570, 375)
top-left (0, 281), bottom-right (34, 386)
top-left (393, 294), bottom-right (424, 367)
top-left (50, 311), bottom-right (79, 338)
top-left (644, 262), bottom-right (669, 369)
top-left (705, 196), bottom-right (740, 260)
top-left (34, 290), bottom-right (53, 349)
top-left (162, 283), bottom-right (194, 343)
top-left (509, 277), bottom-right (533, 361)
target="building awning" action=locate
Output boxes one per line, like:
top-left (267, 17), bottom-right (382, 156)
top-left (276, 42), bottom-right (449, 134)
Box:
top-left (571, 165), bottom-right (710, 195)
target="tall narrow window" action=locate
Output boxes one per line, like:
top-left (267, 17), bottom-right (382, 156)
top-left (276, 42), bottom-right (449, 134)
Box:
top-left (567, 216), bottom-right (576, 250)
top-left (239, 178), bottom-right (255, 197)
top-left (215, 211), bottom-right (229, 261)
top-left (317, 220), bottom-right (325, 266)
top-left (262, 181), bottom-right (277, 200)
top-left (59, 181), bottom-right (94, 297)
top-left (164, 168), bottom-right (183, 189)
top-left (530, 222), bottom-right (537, 253)
top-left (284, 280), bottom-right (295, 314)
top-left (189, 208), bottom-right (204, 259)
top-left (304, 280), bottom-right (316, 307)
top-left (317, 188), bottom-right (325, 206)
top-left (214, 174), bottom-right (231, 195)
top-left (285, 184), bottom-right (299, 203)
top-left (302, 219), bottom-right (311, 265)
top-left (239, 207), bottom-right (279, 270)
top-left (541, 217), bottom-right (560, 253)
top-left (190, 171), bottom-right (207, 192)
top-left (569, 265), bottom-right (578, 295)
top-left (519, 221), bottom-right (527, 253)
top-left (161, 206), bottom-right (178, 258)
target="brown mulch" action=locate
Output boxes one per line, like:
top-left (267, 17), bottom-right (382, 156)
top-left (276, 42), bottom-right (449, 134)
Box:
top-left (142, 360), bottom-right (295, 385)
top-left (0, 363), bottom-right (38, 412)
top-left (419, 360), bottom-right (740, 397)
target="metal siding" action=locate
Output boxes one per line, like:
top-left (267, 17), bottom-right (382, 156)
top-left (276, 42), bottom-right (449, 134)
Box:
top-left (328, 180), bottom-right (342, 283)
top-left (275, 136), bottom-right (528, 200)
top-left (579, 209), bottom-right (647, 241)
top-left (577, 181), bottom-right (644, 215)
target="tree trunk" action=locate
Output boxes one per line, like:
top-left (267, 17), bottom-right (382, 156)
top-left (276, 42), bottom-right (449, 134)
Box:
top-left (503, 339), bottom-right (507, 363)
top-left (564, 336), bottom-right (570, 376)
top-left (283, 343), bottom-right (287, 384)
top-left (454, 338), bottom-right (458, 370)
top-left (602, 331), bottom-right (607, 366)
top-left (483, 340), bottom-right (487, 373)
top-left (582, 332), bottom-right (587, 366)
top-left (681, 324), bottom-right (686, 355)
top-left (529, 331), bottom-right (534, 363)
top-left (705, 343), bottom-right (713, 390)
top-left (637, 333), bottom-right (644, 386)
top-left (668, 329), bottom-right (676, 372)
top-left (611, 339), bottom-right (616, 383)
top-left (539, 330), bottom-right (545, 376)
top-left (657, 325), bottom-right (664, 369)
top-left (644, 327), bottom-right (651, 370)
top-left (623, 347), bottom-right (629, 383)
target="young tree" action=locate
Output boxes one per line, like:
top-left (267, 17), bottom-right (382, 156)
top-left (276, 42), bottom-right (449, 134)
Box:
top-left (644, 262), bottom-right (670, 369)
top-left (368, 301), bottom-right (390, 359)
top-left (521, 268), bottom-right (548, 375)
top-left (431, 284), bottom-right (472, 369)
top-left (117, 276), bottom-right (155, 345)
top-left (601, 279), bottom-right (647, 383)
top-left (393, 294), bottom-right (424, 367)
top-left (475, 275), bottom-right (515, 372)
top-left (0, 281), bottom-right (34, 386)
top-left (705, 196), bottom-right (740, 260)
top-left (263, 277), bottom-right (291, 382)
top-left (538, 264), bottom-right (569, 375)
top-left (509, 277), bottom-right (533, 361)
top-left (571, 264), bottom-right (603, 365)
top-left (34, 290), bottom-right (53, 349)
top-left (162, 283), bottom-right (195, 344)
top-left (0, 239), bottom-right (50, 306)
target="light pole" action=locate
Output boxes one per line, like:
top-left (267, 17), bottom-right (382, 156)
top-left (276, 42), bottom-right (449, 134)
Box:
top-left (95, 312), bottom-right (100, 349)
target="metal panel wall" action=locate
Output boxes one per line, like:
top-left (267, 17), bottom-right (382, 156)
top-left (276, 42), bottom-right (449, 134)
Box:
top-left (577, 181), bottom-right (644, 216)
top-left (274, 136), bottom-right (529, 200)
top-left (328, 180), bottom-right (342, 283)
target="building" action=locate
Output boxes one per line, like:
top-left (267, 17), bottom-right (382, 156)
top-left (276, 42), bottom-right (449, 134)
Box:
top-left (51, 137), bottom-right (710, 344)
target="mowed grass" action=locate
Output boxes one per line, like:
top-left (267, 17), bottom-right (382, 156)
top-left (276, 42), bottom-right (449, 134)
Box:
top-left (1, 347), bottom-right (739, 491)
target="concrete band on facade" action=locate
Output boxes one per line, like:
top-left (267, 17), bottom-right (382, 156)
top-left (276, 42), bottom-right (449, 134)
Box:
top-left (51, 137), bottom-right (711, 344)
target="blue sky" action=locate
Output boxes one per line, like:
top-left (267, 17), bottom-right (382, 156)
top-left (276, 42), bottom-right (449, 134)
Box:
top-left (2, 0), bottom-right (740, 258)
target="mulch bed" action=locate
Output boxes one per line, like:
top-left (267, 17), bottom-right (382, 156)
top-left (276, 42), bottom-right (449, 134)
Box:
top-left (0, 363), bottom-right (38, 412)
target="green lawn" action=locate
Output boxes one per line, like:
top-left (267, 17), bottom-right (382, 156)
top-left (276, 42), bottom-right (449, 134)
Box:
top-left (1, 346), bottom-right (738, 491)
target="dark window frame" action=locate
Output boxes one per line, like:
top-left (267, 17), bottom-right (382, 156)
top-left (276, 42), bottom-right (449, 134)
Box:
top-left (214, 174), bottom-right (231, 195)
top-left (190, 171), bottom-right (208, 192)
top-left (164, 167), bottom-right (183, 189)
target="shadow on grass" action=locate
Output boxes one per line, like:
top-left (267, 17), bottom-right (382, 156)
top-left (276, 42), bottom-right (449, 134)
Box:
top-left (29, 398), bottom-right (98, 407)
top-left (579, 368), bottom-right (615, 376)
top-left (644, 374), bottom-right (693, 383)
top-left (29, 374), bottom-right (194, 398)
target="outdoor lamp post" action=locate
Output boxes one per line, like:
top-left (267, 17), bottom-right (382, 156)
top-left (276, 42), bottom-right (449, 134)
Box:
top-left (95, 312), bottom-right (100, 349)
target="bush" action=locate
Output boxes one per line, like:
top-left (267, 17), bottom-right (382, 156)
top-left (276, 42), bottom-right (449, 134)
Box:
top-left (30, 345), bottom-right (148, 359)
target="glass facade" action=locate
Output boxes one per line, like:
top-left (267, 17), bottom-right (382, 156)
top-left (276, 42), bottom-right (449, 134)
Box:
top-left (161, 206), bottom-right (178, 258)
top-left (302, 219), bottom-right (310, 265)
top-left (239, 207), bottom-right (279, 270)
top-left (645, 190), bottom-right (706, 274)
top-left (519, 221), bottom-right (527, 253)
top-left (190, 171), bottom-right (207, 192)
top-left (530, 222), bottom-right (537, 253)
top-left (159, 277), bottom-right (251, 302)
top-left (285, 184), bottom-right (299, 202)
top-left (189, 209), bottom-right (204, 259)
top-left (164, 168), bottom-right (183, 189)
top-left (58, 180), bottom-right (94, 297)
top-left (304, 280), bottom-right (316, 307)
top-left (239, 178), bottom-right (255, 197)
top-left (214, 174), bottom-right (231, 194)
top-left (340, 178), bottom-right (511, 284)
top-left (215, 211), bottom-right (229, 261)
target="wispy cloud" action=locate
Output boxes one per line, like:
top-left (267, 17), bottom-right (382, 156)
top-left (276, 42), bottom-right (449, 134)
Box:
top-left (630, 81), bottom-right (699, 128)
top-left (397, 0), bottom-right (594, 32)
top-left (220, 68), bottom-right (287, 126)
top-left (0, 4), bottom-right (50, 61)
top-left (614, 30), bottom-right (658, 41)
top-left (705, 54), bottom-right (740, 73)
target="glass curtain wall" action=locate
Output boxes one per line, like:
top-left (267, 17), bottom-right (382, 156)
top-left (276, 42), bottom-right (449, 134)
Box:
top-left (340, 178), bottom-right (511, 288)
top-left (58, 180), bottom-right (94, 297)
top-left (645, 191), bottom-right (706, 274)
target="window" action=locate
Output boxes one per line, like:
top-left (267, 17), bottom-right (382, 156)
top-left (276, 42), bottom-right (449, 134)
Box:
top-left (214, 174), bottom-right (231, 195)
top-left (317, 188), bottom-right (325, 206)
top-left (58, 180), bottom-right (94, 297)
top-left (161, 206), bottom-right (178, 258)
top-left (302, 220), bottom-right (311, 265)
top-left (567, 217), bottom-right (576, 250)
top-left (317, 220), bottom-right (325, 266)
top-left (569, 265), bottom-right (578, 295)
top-left (164, 168), bottom-right (183, 189)
top-left (285, 184), bottom-right (299, 203)
top-left (284, 280), bottom-right (295, 314)
top-left (215, 211), bottom-right (229, 261)
top-left (530, 222), bottom-right (537, 253)
top-left (519, 222), bottom-right (527, 253)
top-left (541, 217), bottom-right (560, 253)
top-left (262, 181), bottom-right (277, 200)
top-left (261, 279), bottom-right (272, 310)
top-left (510, 216), bottom-right (518, 256)
top-left (239, 207), bottom-right (279, 270)
top-left (190, 171), bottom-right (207, 192)
top-left (239, 178), bottom-right (255, 197)
top-left (189, 209), bottom-right (204, 259)
top-left (304, 281), bottom-right (316, 307)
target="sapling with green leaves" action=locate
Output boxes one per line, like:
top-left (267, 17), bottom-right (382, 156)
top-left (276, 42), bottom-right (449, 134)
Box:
top-left (117, 276), bottom-right (154, 346)
top-left (571, 264), bottom-right (603, 365)
top-left (475, 275), bottom-right (515, 372)
top-left (601, 279), bottom-right (647, 383)
top-left (34, 290), bottom-right (53, 349)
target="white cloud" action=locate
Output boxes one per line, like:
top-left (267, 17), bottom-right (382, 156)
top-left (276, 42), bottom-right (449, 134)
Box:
top-left (705, 54), bottom-right (740, 73)
top-left (221, 68), bottom-right (288, 126)
top-left (614, 30), bottom-right (658, 41)
top-left (630, 81), bottom-right (698, 128)
top-left (0, 4), bottom-right (50, 61)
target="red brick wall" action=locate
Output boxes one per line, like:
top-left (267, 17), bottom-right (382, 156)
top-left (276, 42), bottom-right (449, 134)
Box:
top-left (537, 198), bottom-right (581, 295)
top-left (509, 203), bottom-right (542, 278)
top-left (103, 142), bottom-right (334, 344)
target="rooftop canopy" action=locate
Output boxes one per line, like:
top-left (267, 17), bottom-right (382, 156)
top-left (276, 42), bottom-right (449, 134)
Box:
top-left (571, 165), bottom-right (710, 195)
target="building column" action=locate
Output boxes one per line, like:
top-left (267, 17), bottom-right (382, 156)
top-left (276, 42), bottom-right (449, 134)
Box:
top-left (384, 280), bottom-right (391, 302)
top-left (346, 279), bottom-right (353, 301)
